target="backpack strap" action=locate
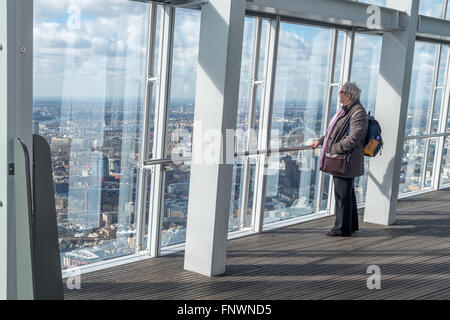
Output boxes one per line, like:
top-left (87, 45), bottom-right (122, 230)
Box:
top-left (350, 109), bottom-right (363, 120)
top-left (346, 109), bottom-right (363, 136)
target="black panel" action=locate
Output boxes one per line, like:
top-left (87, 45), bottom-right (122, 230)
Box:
top-left (33, 134), bottom-right (64, 300)
top-left (16, 139), bottom-right (36, 299)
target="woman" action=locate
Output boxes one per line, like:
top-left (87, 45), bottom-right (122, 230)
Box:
top-left (312, 82), bottom-right (368, 237)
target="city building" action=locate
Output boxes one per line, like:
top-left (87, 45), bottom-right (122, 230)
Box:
top-left (50, 137), bottom-right (70, 154)
top-left (91, 153), bottom-right (110, 179)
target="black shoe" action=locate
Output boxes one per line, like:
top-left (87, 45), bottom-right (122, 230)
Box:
top-left (341, 233), bottom-right (352, 237)
top-left (327, 231), bottom-right (352, 237)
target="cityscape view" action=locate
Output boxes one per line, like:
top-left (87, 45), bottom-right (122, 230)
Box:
top-left (33, 92), bottom-right (449, 269)
top-left (32, 0), bottom-right (450, 271)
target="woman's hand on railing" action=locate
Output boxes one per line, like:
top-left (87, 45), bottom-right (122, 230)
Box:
top-left (311, 141), bottom-right (321, 149)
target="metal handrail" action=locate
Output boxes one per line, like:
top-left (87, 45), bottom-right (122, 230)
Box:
top-left (404, 132), bottom-right (450, 140)
top-left (142, 145), bottom-right (315, 168)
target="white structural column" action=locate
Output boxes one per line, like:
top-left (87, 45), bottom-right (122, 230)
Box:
top-left (184, 0), bottom-right (245, 277)
top-left (0, 0), bottom-right (33, 299)
top-left (364, 0), bottom-right (419, 226)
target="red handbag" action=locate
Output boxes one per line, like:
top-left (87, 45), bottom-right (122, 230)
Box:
top-left (321, 153), bottom-right (350, 176)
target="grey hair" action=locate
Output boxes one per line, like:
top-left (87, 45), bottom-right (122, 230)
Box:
top-left (340, 82), bottom-right (361, 100)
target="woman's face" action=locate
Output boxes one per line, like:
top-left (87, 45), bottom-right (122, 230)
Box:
top-left (339, 90), bottom-right (353, 105)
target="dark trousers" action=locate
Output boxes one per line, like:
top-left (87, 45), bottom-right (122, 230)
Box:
top-left (331, 176), bottom-right (359, 236)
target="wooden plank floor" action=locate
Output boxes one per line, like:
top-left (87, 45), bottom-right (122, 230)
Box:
top-left (64, 189), bottom-right (450, 300)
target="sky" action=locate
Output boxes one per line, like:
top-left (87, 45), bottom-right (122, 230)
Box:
top-left (362, 0), bottom-right (447, 17)
top-left (33, 0), bottom-right (443, 102)
top-left (33, 0), bottom-right (200, 99)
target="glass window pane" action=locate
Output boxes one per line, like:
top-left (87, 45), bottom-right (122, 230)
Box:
top-left (360, 0), bottom-right (386, 6)
top-left (437, 46), bottom-right (448, 88)
top-left (320, 174), bottom-right (331, 211)
top-left (363, 0), bottom-right (445, 18)
top-left (167, 8), bottom-right (200, 159)
top-left (448, 108), bottom-right (450, 133)
top-left (399, 139), bottom-right (427, 194)
top-left (406, 42), bottom-right (438, 137)
top-left (236, 17), bottom-right (255, 147)
top-left (271, 22), bottom-right (333, 149)
top-left (333, 31), bottom-right (345, 83)
top-left (329, 86), bottom-right (340, 120)
top-left (432, 89), bottom-right (443, 133)
top-left (33, 0), bottom-right (149, 269)
top-left (254, 21), bottom-right (268, 144)
top-left (264, 150), bottom-right (318, 225)
top-left (320, 86), bottom-right (340, 212)
top-left (229, 157), bottom-right (245, 232)
top-left (237, 20), bottom-right (269, 151)
top-left (229, 156), bottom-right (256, 231)
top-left (235, 18), bottom-right (268, 153)
top-left (148, 84), bottom-right (158, 159)
top-left (236, 83), bottom-right (263, 153)
top-left (420, 0), bottom-right (445, 18)
top-left (153, 7), bottom-right (162, 77)
top-left (162, 162), bottom-right (190, 247)
top-left (352, 34), bottom-right (382, 114)
top-left (424, 139), bottom-right (437, 188)
top-left (142, 172), bottom-right (152, 251)
top-left (257, 20), bottom-right (269, 81)
top-left (161, 8), bottom-right (200, 248)
top-left (229, 17), bottom-right (269, 233)
top-left (351, 33), bottom-right (382, 206)
top-left (440, 138), bottom-right (450, 186)
top-left (245, 159), bottom-right (257, 224)
top-left (147, 6), bottom-right (162, 160)
top-left (353, 157), bottom-right (371, 205)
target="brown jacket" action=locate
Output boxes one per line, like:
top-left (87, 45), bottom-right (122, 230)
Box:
top-left (318, 100), bottom-right (368, 178)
